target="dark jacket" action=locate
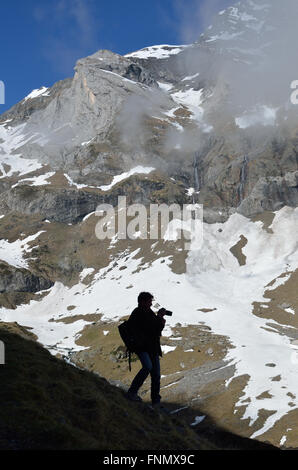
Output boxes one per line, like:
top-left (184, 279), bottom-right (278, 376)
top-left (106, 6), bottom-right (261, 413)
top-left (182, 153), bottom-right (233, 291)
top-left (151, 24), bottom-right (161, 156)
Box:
top-left (128, 306), bottom-right (165, 357)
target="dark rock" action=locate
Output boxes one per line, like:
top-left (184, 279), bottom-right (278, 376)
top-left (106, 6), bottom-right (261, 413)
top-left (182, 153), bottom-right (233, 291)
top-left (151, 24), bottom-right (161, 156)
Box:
top-left (0, 262), bottom-right (53, 294)
top-left (0, 78), bottom-right (72, 125)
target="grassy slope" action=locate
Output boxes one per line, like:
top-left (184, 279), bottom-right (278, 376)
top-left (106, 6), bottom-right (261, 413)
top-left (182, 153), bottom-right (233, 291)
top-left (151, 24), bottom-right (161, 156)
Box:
top-left (0, 324), bottom-right (278, 451)
top-left (0, 325), bottom-right (210, 450)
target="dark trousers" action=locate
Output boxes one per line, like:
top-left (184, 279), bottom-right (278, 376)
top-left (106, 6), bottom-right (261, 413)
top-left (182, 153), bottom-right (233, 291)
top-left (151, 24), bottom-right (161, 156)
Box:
top-left (128, 351), bottom-right (161, 404)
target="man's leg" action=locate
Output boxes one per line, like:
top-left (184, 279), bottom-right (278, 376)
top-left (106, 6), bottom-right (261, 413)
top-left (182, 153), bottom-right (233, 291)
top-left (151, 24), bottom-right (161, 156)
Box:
top-left (127, 352), bottom-right (152, 399)
top-left (150, 353), bottom-right (161, 405)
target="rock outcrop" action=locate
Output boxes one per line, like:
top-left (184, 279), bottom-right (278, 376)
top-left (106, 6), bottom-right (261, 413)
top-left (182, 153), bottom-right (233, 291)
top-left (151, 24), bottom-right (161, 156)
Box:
top-left (0, 262), bottom-right (53, 294)
top-left (238, 171), bottom-right (298, 216)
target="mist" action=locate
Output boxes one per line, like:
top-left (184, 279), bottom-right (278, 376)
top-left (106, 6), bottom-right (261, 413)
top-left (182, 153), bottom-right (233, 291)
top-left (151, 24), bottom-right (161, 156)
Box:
top-left (185, 0), bottom-right (298, 123)
top-left (116, 0), bottom-right (298, 159)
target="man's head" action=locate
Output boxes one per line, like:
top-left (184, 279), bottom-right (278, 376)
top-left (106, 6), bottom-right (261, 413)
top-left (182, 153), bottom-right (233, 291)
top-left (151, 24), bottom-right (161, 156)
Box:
top-left (138, 291), bottom-right (153, 309)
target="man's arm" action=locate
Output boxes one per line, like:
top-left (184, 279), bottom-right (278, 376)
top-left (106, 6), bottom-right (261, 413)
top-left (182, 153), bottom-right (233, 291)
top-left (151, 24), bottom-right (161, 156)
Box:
top-left (156, 310), bottom-right (166, 334)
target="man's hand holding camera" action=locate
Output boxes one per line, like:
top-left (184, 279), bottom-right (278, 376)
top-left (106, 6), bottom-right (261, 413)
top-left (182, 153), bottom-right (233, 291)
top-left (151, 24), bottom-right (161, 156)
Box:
top-left (157, 308), bottom-right (172, 317)
top-left (157, 308), bottom-right (172, 326)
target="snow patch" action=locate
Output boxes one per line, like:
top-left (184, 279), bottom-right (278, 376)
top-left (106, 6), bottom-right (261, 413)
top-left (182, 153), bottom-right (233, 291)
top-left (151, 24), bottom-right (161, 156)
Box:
top-left (82, 212), bottom-right (95, 222)
top-left (162, 345), bottom-right (176, 354)
top-left (0, 123), bottom-right (44, 178)
top-left (12, 172), bottom-right (55, 188)
top-left (0, 231), bottom-right (46, 268)
top-left (1, 207), bottom-right (298, 438)
top-left (163, 107), bottom-right (180, 118)
top-left (171, 88), bottom-right (206, 126)
top-left (191, 416), bottom-right (206, 426)
top-left (206, 31), bottom-right (244, 42)
top-left (157, 82), bottom-right (174, 92)
top-left (24, 87), bottom-right (50, 101)
top-left (79, 268), bottom-right (95, 281)
top-left (182, 73), bottom-right (200, 82)
top-left (99, 166), bottom-right (155, 191)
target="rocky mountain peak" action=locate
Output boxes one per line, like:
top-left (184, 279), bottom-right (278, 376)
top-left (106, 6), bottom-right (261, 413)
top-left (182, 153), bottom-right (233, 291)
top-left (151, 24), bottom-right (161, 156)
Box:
top-left (75, 48), bottom-right (158, 87)
top-left (199, 0), bottom-right (271, 46)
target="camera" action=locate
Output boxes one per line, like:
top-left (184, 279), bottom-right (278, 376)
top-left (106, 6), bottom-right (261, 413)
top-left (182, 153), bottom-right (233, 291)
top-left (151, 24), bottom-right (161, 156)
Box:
top-left (158, 307), bottom-right (173, 317)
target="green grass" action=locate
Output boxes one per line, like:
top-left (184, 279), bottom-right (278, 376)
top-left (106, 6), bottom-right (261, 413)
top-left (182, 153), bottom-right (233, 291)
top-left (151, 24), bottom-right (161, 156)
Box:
top-left (0, 326), bottom-right (279, 451)
top-left (0, 327), bottom-right (207, 450)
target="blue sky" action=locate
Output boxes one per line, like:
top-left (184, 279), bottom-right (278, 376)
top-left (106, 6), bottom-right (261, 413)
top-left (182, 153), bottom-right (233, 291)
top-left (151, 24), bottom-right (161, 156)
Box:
top-left (0, 0), bottom-right (231, 112)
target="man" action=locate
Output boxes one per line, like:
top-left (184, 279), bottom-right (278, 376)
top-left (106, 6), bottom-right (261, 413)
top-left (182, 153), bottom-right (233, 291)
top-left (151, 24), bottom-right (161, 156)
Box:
top-left (126, 291), bottom-right (166, 407)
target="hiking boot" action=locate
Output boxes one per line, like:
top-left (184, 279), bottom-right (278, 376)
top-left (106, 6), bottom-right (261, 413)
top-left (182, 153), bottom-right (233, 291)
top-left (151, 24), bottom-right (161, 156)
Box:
top-left (151, 402), bottom-right (168, 413)
top-left (126, 391), bottom-right (143, 402)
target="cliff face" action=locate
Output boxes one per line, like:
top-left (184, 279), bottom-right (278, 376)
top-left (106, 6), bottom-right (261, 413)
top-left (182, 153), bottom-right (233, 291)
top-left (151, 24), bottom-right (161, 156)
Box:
top-left (0, 262), bottom-right (53, 294)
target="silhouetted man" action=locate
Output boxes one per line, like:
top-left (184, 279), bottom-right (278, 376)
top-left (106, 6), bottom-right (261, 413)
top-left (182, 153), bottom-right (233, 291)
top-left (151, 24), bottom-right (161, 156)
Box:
top-left (126, 292), bottom-right (166, 407)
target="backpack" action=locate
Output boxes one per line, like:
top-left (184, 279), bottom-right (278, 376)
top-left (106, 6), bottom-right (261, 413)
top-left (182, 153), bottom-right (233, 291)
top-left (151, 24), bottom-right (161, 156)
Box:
top-left (118, 319), bottom-right (139, 371)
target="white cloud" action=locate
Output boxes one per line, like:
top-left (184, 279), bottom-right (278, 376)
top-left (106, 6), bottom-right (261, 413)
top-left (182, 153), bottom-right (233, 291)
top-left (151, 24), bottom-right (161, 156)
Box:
top-left (174, 0), bottom-right (232, 43)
